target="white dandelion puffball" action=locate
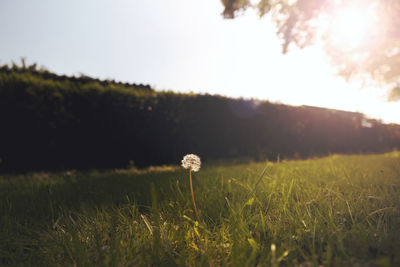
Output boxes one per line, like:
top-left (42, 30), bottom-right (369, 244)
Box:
top-left (181, 154), bottom-right (201, 172)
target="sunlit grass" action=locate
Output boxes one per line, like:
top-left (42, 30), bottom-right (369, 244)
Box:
top-left (1, 152), bottom-right (399, 266)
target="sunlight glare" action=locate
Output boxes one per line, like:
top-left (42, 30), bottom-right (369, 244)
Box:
top-left (328, 3), bottom-right (380, 50)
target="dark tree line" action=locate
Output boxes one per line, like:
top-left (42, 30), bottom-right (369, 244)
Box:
top-left (1, 64), bottom-right (399, 173)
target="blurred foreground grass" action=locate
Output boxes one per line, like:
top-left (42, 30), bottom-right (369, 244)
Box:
top-left (1, 152), bottom-right (399, 266)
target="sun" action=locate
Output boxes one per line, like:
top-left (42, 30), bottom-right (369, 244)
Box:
top-left (327, 2), bottom-right (380, 51)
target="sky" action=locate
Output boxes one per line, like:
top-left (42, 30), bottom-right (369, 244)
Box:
top-left (0, 0), bottom-right (399, 123)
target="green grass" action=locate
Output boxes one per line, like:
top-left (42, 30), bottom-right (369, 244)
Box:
top-left (1, 152), bottom-right (399, 266)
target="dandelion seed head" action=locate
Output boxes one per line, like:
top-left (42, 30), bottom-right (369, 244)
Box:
top-left (181, 154), bottom-right (201, 172)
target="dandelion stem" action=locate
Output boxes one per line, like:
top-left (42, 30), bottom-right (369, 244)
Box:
top-left (189, 169), bottom-right (200, 222)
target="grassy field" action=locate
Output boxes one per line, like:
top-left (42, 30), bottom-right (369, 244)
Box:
top-left (1, 152), bottom-right (399, 266)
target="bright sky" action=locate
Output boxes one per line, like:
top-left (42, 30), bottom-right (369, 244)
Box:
top-left (0, 0), bottom-right (399, 123)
